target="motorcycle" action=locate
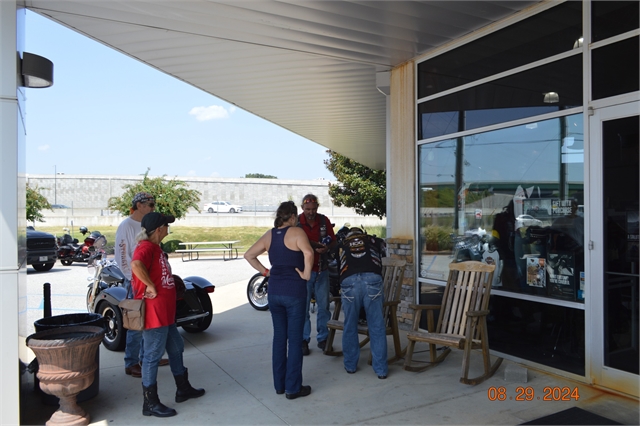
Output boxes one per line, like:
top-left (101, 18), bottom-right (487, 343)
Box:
top-left (450, 228), bottom-right (503, 286)
top-left (246, 223), bottom-right (350, 311)
top-left (86, 234), bottom-right (216, 351)
top-left (57, 226), bottom-right (102, 265)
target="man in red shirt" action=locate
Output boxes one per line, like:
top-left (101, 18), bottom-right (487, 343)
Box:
top-left (298, 194), bottom-right (336, 355)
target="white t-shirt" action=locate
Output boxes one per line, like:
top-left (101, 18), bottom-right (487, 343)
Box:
top-left (114, 216), bottom-right (142, 281)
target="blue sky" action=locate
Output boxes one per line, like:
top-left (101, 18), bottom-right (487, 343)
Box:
top-left (24, 11), bottom-right (334, 181)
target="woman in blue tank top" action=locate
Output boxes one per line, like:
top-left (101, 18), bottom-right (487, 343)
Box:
top-left (244, 201), bottom-right (314, 399)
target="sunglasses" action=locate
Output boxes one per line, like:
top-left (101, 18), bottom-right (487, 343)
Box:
top-left (303, 198), bottom-right (317, 204)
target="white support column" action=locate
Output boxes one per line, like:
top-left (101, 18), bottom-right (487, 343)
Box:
top-left (388, 62), bottom-right (415, 239)
top-left (0, 1), bottom-right (22, 424)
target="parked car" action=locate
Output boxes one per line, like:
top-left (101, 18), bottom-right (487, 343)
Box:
top-left (203, 201), bottom-right (242, 213)
top-left (516, 214), bottom-right (543, 228)
top-left (26, 227), bottom-right (57, 271)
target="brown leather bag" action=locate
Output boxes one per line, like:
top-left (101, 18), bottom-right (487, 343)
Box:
top-left (119, 298), bottom-right (145, 330)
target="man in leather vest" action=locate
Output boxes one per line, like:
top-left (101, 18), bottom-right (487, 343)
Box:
top-left (337, 228), bottom-right (388, 379)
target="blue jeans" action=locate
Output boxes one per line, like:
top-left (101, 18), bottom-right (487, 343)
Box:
top-left (123, 278), bottom-right (143, 368)
top-left (341, 272), bottom-right (388, 376)
top-left (125, 329), bottom-right (143, 368)
top-left (141, 324), bottom-right (186, 387)
top-left (303, 270), bottom-right (330, 343)
top-left (269, 293), bottom-right (306, 394)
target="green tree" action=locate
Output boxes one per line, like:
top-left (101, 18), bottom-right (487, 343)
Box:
top-left (245, 173), bottom-right (277, 179)
top-left (26, 183), bottom-right (52, 223)
top-left (324, 150), bottom-right (386, 219)
top-left (107, 169), bottom-right (201, 218)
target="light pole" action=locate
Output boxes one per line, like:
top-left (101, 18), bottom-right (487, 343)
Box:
top-left (54, 165), bottom-right (57, 205)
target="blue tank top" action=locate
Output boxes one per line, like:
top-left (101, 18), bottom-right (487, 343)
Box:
top-left (268, 227), bottom-right (307, 299)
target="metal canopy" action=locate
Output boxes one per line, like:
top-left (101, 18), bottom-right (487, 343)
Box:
top-left (23, 1), bottom-right (539, 169)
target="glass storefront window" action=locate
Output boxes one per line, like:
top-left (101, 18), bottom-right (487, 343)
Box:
top-left (417, 1), bottom-right (582, 99)
top-left (418, 113), bottom-right (584, 302)
top-left (591, 1), bottom-right (639, 43)
top-left (418, 55), bottom-right (583, 140)
top-left (592, 36), bottom-right (639, 101)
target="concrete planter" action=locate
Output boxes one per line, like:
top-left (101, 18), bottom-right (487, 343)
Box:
top-left (26, 325), bottom-right (105, 426)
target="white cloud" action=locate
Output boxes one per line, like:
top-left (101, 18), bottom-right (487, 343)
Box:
top-left (189, 105), bottom-right (230, 121)
top-left (209, 171), bottom-right (220, 177)
top-left (187, 170), bottom-right (197, 176)
top-left (229, 106), bottom-right (237, 114)
top-left (38, 144), bottom-right (50, 151)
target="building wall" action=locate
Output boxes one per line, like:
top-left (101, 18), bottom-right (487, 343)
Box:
top-left (26, 174), bottom-right (342, 211)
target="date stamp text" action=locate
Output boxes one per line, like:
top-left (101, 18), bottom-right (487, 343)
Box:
top-left (487, 386), bottom-right (580, 401)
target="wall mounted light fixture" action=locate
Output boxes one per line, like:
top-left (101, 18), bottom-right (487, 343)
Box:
top-left (21, 52), bottom-right (54, 88)
top-left (543, 91), bottom-right (559, 103)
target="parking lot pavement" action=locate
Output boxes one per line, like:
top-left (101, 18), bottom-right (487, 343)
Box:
top-left (25, 254), bottom-right (266, 337)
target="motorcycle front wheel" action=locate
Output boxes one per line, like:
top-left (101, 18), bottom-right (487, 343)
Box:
top-left (247, 273), bottom-right (269, 311)
top-left (181, 290), bottom-right (213, 333)
top-left (98, 301), bottom-right (126, 351)
top-left (61, 259), bottom-right (73, 266)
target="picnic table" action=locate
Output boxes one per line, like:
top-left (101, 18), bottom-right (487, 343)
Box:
top-left (176, 240), bottom-right (242, 262)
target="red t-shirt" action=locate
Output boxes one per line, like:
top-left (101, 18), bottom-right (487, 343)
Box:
top-left (298, 213), bottom-right (336, 272)
top-left (132, 240), bottom-right (176, 329)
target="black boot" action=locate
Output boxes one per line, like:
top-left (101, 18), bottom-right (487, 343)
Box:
top-left (142, 384), bottom-right (177, 417)
top-left (174, 368), bottom-right (205, 403)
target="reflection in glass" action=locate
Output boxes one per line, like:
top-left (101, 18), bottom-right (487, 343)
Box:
top-left (418, 114), bottom-right (584, 301)
top-left (418, 55), bottom-right (583, 140)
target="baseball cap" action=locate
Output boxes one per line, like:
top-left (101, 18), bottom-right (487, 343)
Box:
top-left (141, 212), bottom-right (175, 235)
top-left (131, 192), bottom-right (155, 209)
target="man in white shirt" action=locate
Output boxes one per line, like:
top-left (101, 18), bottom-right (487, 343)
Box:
top-left (115, 192), bottom-right (168, 377)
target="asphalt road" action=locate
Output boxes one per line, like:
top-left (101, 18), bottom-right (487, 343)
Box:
top-left (24, 253), bottom-right (267, 336)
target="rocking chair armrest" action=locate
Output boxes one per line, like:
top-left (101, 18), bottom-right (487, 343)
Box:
top-left (329, 296), bottom-right (341, 303)
top-left (383, 300), bottom-right (400, 307)
top-left (408, 303), bottom-right (441, 311)
top-left (466, 309), bottom-right (490, 317)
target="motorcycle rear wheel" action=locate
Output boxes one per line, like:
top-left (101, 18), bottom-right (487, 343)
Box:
top-left (181, 290), bottom-right (213, 333)
top-left (247, 273), bottom-right (269, 311)
top-left (98, 300), bottom-right (126, 351)
top-left (61, 259), bottom-right (73, 266)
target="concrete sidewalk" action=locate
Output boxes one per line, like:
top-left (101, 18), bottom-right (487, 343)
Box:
top-left (21, 278), bottom-right (639, 425)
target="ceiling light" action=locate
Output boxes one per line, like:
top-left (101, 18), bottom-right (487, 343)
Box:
top-left (543, 92), bottom-right (559, 103)
top-left (573, 37), bottom-right (583, 49)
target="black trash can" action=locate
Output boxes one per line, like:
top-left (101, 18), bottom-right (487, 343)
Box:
top-left (33, 313), bottom-right (105, 405)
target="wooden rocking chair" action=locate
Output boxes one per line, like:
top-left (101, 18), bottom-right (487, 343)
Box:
top-left (323, 257), bottom-right (406, 364)
top-left (403, 261), bottom-right (503, 385)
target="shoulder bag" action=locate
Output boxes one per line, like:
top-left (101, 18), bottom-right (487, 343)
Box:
top-left (119, 274), bottom-right (146, 330)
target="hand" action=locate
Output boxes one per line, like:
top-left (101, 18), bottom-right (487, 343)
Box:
top-left (144, 285), bottom-right (157, 299)
top-left (296, 268), bottom-right (311, 281)
top-left (315, 244), bottom-right (328, 254)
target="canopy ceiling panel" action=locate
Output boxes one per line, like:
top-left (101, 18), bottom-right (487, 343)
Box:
top-left (23, 0), bottom-right (539, 169)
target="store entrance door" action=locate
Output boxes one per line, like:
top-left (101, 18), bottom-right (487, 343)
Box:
top-left (588, 101), bottom-right (639, 397)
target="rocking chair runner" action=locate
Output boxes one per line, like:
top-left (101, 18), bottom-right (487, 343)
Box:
top-left (403, 261), bottom-right (503, 385)
top-left (323, 257), bottom-right (406, 364)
